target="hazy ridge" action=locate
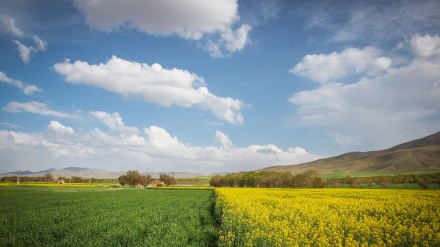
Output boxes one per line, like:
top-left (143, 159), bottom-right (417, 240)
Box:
top-left (0, 167), bottom-right (205, 179)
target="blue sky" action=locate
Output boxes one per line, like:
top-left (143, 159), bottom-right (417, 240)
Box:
top-left (1, 0), bottom-right (440, 174)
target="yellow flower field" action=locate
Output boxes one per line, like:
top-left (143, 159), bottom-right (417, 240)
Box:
top-left (215, 188), bottom-right (440, 247)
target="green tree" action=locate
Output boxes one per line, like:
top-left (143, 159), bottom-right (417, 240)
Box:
top-left (209, 175), bottom-right (223, 187)
top-left (139, 174), bottom-right (153, 187)
top-left (348, 177), bottom-right (361, 188)
top-left (416, 175), bottom-right (433, 189)
top-left (293, 170), bottom-right (320, 188)
top-left (326, 178), bottom-right (341, 188)
top-left (118, 170), bottom-right (151, 187)
top-left (376, 176), bottom-right (391, 189)
top-left (118, 175), bottom-right (128, 186)
top-left (159, 174), bottom-right (177, 186)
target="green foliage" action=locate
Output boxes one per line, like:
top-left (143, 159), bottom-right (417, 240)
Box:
top-left (0, 187), bottom-right (216, 246)
top-left (118, 170), bottom-right (153, 187)
top-left (159, 174), bottom-right (177, 186)
top-left (209, 170), bottom-right (324, 188)
top-left (325, 172), bottom-right (440, 189)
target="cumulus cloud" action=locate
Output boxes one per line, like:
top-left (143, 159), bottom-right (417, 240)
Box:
top-left (0, 15), bottom-right (24, 37)
top-left (47, 121), bottom-right (74, 135)
top-left (202, 24), bottom-right (252, 58)
top-left (289, 35), bottom-right (440, 150)
top-left (411, 34), bottom-right (440, 61)
top-left (2, 101), bottom-right (72, 118)
top-left (215, 131), bottom-right (234, 149)
top-left (0, 114), bottom-right (320, 173)
top-left (0, 71), bottom-right (42, 95)
top-left (290, 47), bottom-right (392, 83)
top-left (89, 111), bottom-right (139, 135)
top-left (72, 0), bottom-right (251, 57)
top-left (53, 56), bottom-right (244, 124)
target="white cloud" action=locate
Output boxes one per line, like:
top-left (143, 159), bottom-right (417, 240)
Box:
top-left (144, 126), bottom-right (193, 158)
top-left (0, 71), bottom-right (42, 95)
top-left (0, 115), bottom-right (320, 173)
top-left (0, 71), bottom-right (23, 88)
top-left (72, 0), bottom-right (251, 57)
top-left (411, 34), bottom-right (440, 61)
top-left (290, 47), bottom-right (392, 83)
top-left (289, 37), bottom-right (440, 150)
top-left (89, 111), bottom-right (139, 135)
top-left (12, 40), bottom-right (34, 63)
top-left (2, 101), bottom-right (72, 118)
top-left (202, 24), bottom-right (252, 58)
top-left (33, 35), bottom-right (47, 51)
top-left (12, 35), bottom-right (47, 63)
top-left (22, 85), bottom-right (43, 95)
top-left (1, 15), bottom-right (48, 63)
top-left (53, 56), bottom-right (244, 124)
top-left (0, 122), bottom-right (20, 129)
top-left (0, 15), bottom-right (24, 37)
top-left (215, 131), bottom-right (234, 149)
top-left (47, 121), bottom-right (74, 135)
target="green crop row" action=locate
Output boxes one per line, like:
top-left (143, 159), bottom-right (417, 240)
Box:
top-left (0, 187), bottom-right (216, 246)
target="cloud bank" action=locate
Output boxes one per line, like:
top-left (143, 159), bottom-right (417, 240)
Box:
top-left (290, 47), bottom-right (392, 84)
top-left (72, 0), bottom-right (251, 57)
top-left (289, 34), bottom-right (440, 149)
top-left (0, 114), bottom-right (320, 173)
top-left (53, 56), bottom-right (244, 125)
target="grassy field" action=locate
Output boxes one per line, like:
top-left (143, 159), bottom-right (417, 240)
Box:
top-left (2, 185), bottom-right (440, 247)
top-left (0, 186), bottom-right (216, 246)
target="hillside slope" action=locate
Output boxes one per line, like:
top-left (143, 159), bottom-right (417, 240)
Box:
top-left (261, 131), bottom-right (440, 177)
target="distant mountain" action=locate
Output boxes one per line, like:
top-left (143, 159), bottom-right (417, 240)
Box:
top-left (0, 167), bottom-right (125, 179)
top-left (143, 172), bottom-right (206, 179)
top-left (0, 167), bottom-right (206, 179)
top-left (261, 131), bottom-right (440, 177)
top-left (63, 167), bottom-right (90, 172)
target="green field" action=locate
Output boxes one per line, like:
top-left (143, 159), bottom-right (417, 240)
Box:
top-left (0, 187), bottom-right (216, 246)
top-left (2, 184), bottom-right (439, 247)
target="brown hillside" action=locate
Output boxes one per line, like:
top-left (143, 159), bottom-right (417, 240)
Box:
top-left (261, 131), bottom-right (440, 177)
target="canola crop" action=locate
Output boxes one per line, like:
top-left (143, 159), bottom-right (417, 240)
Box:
top-left (215, 188), bottom-right (440, 247)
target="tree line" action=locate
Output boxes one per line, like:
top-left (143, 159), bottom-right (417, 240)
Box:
top-left (328, 173), bottom-right (440, 189)
top-left (1, 173), bottom-right (117, 184)
top-left (118, 170), bottom-right (177, 187)
top-left (209, 170), bottom-right (325, 188)
top-left (1, 170), bottom-right (178, 187)
top-left (209, 170), bottom-right (440, 189)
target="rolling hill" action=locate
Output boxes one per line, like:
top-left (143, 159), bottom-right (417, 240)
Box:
top-left (0, 167), bottom-right (206, 179)
top-left (261, 131), bottom-right (440, 177)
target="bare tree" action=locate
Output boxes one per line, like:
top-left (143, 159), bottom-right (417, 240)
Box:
top-left (43, 173), bottom-right (54, 183)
